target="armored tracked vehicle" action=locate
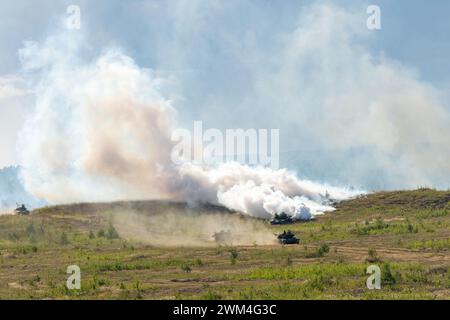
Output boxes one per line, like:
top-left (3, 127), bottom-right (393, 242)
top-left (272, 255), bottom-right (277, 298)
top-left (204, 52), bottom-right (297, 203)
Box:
top-left (14, 204), bottom-right (30, 215)
top-left (277, 230), bottom-right (299, 245)
top-left (270, 212), bottom-right (294, 225)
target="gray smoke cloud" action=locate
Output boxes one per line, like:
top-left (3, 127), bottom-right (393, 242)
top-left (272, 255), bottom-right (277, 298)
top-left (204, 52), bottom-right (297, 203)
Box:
top-left (152, 2), bottom-right (450, 190)
top-left (236, 4), bottom-right (450, 189)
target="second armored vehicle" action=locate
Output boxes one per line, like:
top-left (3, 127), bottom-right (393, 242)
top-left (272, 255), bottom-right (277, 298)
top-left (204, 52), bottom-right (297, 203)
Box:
top-left (277, 230), bottom-right (300, 245)
top-left (270, 212), bottom-right (294, 225)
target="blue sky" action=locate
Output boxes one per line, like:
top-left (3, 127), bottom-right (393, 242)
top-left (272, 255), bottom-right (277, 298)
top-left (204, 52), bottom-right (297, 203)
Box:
top-left (1, 1), bottom-right (450, 82)
top-left (1, 0), bottom-right (449, 190)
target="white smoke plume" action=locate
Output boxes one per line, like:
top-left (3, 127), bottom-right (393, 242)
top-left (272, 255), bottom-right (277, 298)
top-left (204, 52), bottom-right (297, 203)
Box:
top-left (19, 42), bottom-right (176, 203)
top-left (16, 29), bottom-right (358, 220)
top-left (172, 162), bottom-right (356, 219)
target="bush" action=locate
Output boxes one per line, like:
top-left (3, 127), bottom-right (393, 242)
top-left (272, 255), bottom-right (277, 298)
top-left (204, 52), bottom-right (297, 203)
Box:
top-left (305, 244), bottom-right (330, 258)
top-left (352, 218), bottom-right (389, 235)
top-left (195, 258), bottom-right (203, 266)
top-left (381, 263), bottom-right (397, 286)
top-left (60, 232), bottom-right (69, 245)
top-left (181, 265), bottom-right (192, 273)
top-left (366, 248), bottom-right (382, 263)
top-left (204, 291), bottom-right (222, 300)
top-left (107, 224), bottom-right (119, 239)
top-left (286, 255), bottom-right (293, 266)
top-left (317, 244), bottom-right (330, 257)
top-left (134, 280), bottom-right (143, 299)
top-left (229, 248), bottom-right (239, 265)
top-left (308, 273), bottom-right (335, 291)
top-left (407, 223), bottom-right (419, 234)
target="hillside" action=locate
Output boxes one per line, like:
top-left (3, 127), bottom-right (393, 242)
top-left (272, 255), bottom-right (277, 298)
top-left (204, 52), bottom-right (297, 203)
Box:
top-left (0, 189), bottom-right (448, 299)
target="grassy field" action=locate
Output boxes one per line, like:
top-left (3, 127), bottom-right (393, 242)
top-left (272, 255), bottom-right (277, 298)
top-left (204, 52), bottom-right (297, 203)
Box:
top-left (0, 189), bottom-right (449, 299)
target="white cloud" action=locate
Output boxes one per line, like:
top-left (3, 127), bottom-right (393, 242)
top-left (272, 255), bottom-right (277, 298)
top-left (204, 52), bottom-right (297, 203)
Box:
top-left (0, 75), bottom-right (29, 99)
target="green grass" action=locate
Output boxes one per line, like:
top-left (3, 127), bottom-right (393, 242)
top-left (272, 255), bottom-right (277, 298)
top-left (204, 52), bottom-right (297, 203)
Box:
top-left (0, 189), bottom-right (449, 299)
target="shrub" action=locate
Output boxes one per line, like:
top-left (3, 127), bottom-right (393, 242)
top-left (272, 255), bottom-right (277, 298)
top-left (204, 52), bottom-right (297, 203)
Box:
top-left (317, 244), bottom-right (330, 257)
top-left (352, 218), bottom-right (390, 235)
top-left (60, 232), bottom-right (69, 245)
top-left (229, 248), bottom-right (239, 265)
top-left (308, 273), bottom-right (335, 291)
top-left (181, 265), bottom-right (192, 273)
top-left (134, 280), bottom-right (143, 299)
top-left (305, 244), bottom-right (330, 258)
top-left (204, 291), bottom-right (222, 300)
top-left (195, 258), bottom-right (203, 266)
top-left (381, 263), bottom-right (397, 286)
top-left (28, 275), bottom-right (41, 286)
top-left (366, 248), bottom-right (382, 263)
top-left (407, 223), bottom-right (419, 234)
top-left (286, 255), bottom-right (293, 266)
top-left (106, 224), bottom-right (119, 239)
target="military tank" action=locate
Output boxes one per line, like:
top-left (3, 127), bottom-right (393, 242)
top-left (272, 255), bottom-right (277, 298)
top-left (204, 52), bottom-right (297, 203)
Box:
top-left (14, 204), bottom-right (30, 215)
top-left (213, 230), bottom-right (233, 245)
top-left (277, 230), bottom-right (299, 245)
top-left (270, 212), bottom-right (294, 225)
